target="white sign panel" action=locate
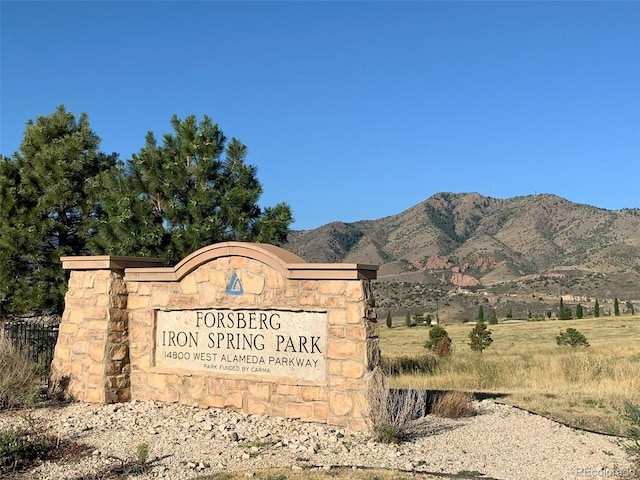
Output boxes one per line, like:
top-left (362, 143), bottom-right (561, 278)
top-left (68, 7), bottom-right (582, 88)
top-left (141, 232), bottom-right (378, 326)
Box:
top-left (154, 309), bottom-right (327, 382)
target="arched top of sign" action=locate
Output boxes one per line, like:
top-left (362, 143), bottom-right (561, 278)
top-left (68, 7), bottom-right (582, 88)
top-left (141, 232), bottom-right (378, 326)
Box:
top-left (112, 242), bottom-right (377, 283)
top-left (173, 242), bottom-right (305, 281)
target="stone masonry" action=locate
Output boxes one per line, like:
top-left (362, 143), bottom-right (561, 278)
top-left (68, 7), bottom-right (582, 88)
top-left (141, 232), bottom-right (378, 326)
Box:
top-left (51, 242), bottom-right (380, 431)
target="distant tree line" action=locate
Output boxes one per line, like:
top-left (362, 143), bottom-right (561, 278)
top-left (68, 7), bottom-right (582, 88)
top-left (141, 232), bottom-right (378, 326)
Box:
top-left (0, 106), bottom-right (293, 316)
top-left (474, 296), bottom-right (636, 323)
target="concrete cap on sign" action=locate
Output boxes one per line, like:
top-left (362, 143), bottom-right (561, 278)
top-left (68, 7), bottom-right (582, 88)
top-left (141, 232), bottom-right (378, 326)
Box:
top-left (121, 242), bottom-right (378, 282)
top-left (61, 255), bottom-right (164, 271)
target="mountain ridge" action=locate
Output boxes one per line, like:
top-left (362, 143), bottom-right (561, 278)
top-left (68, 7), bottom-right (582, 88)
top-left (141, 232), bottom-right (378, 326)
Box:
top-left (283, 193), bottom-right (640, 318)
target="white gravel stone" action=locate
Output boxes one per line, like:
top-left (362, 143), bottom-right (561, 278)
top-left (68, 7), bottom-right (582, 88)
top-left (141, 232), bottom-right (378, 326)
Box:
top-left (0, 399), bottom-right (634, 480)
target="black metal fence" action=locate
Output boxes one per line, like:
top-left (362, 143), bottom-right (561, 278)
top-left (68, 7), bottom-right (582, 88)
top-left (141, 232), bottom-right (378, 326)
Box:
top-left (2, 317), bottom-right (60, 380)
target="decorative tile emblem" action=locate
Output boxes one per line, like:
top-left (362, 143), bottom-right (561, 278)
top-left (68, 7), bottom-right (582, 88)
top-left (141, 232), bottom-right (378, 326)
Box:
top-left (226, 272), bottom-right (244, 296)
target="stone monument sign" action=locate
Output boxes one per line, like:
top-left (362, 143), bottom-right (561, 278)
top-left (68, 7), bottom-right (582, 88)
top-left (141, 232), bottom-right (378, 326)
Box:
top-left (51, 242), bottom-right (380, 430)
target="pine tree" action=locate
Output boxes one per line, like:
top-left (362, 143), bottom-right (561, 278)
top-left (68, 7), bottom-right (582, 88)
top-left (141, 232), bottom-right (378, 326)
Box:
top-left (386, 311), bottom-right (392, 329)
top-left (477, 305), bottom-right (484, 322)
top-left (469, 321), bottom-right (493, 353)
top-left (594, 299), bottom-right (600, 318)
top-left (614, 298), bottom-right (620, 316)
top-left (575, 303), bottom-right (583, 319)
top-left (558, 297), bottom-right (572, 320)
top-left (91, 114), bottom-right (292, 264)
top-left (0, 157), bottom-right (32, 314)
top-left (488, 309), bottom-right (498, 325)
top-left (405, 312), bottom-right (412, 328)
top-left (0, 106), bottom-right (116, 315)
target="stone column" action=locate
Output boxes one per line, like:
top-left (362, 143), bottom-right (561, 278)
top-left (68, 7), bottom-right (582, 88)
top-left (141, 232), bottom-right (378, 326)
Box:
top-left (50, 256), bottom-right (163, 403)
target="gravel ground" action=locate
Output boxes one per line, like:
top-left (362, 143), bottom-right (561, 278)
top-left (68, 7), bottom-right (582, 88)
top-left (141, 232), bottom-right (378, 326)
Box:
top-left (0, 399), bottom-right (635, 480)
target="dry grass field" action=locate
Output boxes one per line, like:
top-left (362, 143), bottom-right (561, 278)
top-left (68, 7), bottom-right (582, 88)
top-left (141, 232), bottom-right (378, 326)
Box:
top-left (379, 316), bottom-right (640, 435)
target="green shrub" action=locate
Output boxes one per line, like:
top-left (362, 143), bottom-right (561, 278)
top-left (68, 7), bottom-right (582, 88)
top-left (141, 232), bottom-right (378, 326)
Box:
top-left (136, 442), bottom-right (149, 463)
top-left (380, 355), bottom-right (436, 376)
top-left (0, 425), bottom-right (53, 473)
top-left (129, 442), bottom-right (151, 475)
top-left (425, 326), bottom-right (450, 351)
top-left (626, 301), bottom-right (635, 315)
top-left (556, 328), bottom-right (589, 347)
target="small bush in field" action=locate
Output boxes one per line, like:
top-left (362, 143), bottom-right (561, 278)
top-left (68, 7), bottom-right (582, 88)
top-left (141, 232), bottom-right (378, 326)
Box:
top-left (425, 326), bottom-right (450, 351)
top-left (380, 355), bottom-right (436, 376)
top-left (431, 391), bottom-right (476, 418)
top-left (434, 337), bottom-right (452, 357)
top-left (556, 328), bottom-right (589, 348)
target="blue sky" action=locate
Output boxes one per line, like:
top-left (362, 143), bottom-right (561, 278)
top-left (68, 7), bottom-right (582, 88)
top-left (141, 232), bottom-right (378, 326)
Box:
top-left (2, 1), bottom-right (639, 230)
